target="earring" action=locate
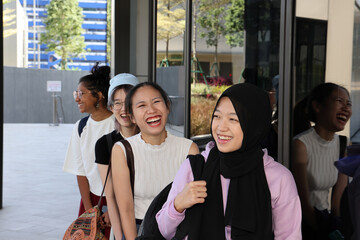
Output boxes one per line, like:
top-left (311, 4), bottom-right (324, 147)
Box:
top-left (96, 101), bottom-right (100, 108)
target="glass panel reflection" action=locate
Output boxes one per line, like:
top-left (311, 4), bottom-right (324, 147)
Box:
top-left (156, 0), bottom-right (187, 136)
top-left (190, 0), bottom-right (281, 139)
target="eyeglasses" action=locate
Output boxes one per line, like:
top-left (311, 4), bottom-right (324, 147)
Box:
top-left (73, 90), bottom-right (90, 100)
top-left (112, 101), bottom-right (125, 110)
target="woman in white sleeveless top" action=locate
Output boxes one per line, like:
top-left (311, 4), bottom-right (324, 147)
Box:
top-left (292, 83), bottom-right (352, 239)
top-left (111, 82), bottom-right (199, 240)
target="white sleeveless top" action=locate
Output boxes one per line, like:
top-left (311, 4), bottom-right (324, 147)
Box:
top-left (294, 127), bottom-right (340, 210)
top-left (116, 131), bottom-right (193, 219)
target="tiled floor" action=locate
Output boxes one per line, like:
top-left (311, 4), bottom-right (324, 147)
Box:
top-left (0, 123), bottom-right (185, 240)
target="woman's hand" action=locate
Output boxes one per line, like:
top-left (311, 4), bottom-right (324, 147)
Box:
top-left (174, 180), bottom-right (207, 213)
top-left (100, 211), bottom-right (111, 229)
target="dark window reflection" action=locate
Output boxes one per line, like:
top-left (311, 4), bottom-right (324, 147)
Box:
top-left (295, 18), bottom-right (327, 103)
top-left (244, 0), bottom-right (280, 91)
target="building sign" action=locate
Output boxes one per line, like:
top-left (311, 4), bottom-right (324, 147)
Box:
top-left (47, 81), bottom-right (61, 92)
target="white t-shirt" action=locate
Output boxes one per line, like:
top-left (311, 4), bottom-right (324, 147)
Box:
top-left (63, 115), bottom-right (115, 196)
top-left (116, 132), bottom-right (193, 220)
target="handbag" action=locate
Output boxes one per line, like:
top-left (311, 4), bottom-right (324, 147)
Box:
top-left (63, 139), bottom-right (133, 240)
top-left (62, 204), bottom-right (107, 240)
top-left (62, 171), bottom-right (110, 240)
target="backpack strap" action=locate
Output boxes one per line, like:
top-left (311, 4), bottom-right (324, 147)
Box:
top-left (172, 154), bottom-right (205, 240)
top-left (78, 115), bottom-right (90, 137)
top-left (121, 139), bottom-right (135, 196)
top-left (339, 135), bottom-right (347, 159)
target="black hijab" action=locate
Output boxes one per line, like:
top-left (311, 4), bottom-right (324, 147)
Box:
top-left (184, 83), bottom-right (273, 240)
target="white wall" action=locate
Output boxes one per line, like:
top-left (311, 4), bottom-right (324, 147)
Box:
top-left (296, 0), bottom-right (328, 20)
top-left (325, 0), bottom-right (354, 137)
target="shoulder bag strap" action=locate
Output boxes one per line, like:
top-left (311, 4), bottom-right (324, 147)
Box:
top-left (121, 139), bottom-right (135, 197)
top-left (173, 154), bottom-right (205, 240)
top-left (339, 135), bottom-right (347, 159)
top-left (97, 133), bottom-right (114, 206)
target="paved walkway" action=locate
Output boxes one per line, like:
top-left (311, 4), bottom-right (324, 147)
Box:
top-left (1, 124), bottom-right (78, 240)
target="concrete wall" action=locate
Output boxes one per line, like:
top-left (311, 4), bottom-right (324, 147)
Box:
top-left (4, 67), bottom-right (89, 123)
top-left (156, 66), bottom-right (185, 126)
top-left (133, 0), bottom-right (150, 82)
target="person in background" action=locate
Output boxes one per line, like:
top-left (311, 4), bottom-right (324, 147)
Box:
top-left (335, 144), bottom-right (360, 240)
top-left (63, 63), bottom-right (114, 238)
top-left (111, 82), bottom-right (199, 240)
top-left (156, 83), bottom-right (302, 239)
top-left (291, 82), bottom-right (352, 239)
top-left (95, 73), bottom-right (140, 239)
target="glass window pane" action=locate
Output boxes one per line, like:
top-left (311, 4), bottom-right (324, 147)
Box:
top-left (190, 0), bottom-right (281, 147)
top-left (156, 0), bottom-right (187, 136)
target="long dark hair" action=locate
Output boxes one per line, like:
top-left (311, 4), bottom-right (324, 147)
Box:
top-left (125, 82), bottom-right (171, 116)
top-left (307, 82), bottom-right (349, 124)
top-left (293, 83), bottom-right (350, 136)
top-left (79, 62), bottom-right (111, 104)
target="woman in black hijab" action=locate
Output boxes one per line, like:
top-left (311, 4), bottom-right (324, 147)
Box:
top-left (156, 83), bottom-right (302, 240)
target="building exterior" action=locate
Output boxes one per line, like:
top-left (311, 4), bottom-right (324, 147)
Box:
top-left (3, 0), bottom-right (28, 68)
top-left (19, 0), bottom-right (108, 71)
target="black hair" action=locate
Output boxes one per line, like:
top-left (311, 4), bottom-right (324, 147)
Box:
top-left (125, 82), bottom-right (171, 116)
top-left (108, 84), bottom-right (134, 107)
top-left (293, 96), bottom-right (311, 136)
top-left (79, 62), bottom-right (111, 105)
top-left (307, 82), bottom-right (350, 123)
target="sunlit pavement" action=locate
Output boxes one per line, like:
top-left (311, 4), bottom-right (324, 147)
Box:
top-left (1, 124), bottom-right (78, 240)
top-left (0, 123), bottom-right (184, 240)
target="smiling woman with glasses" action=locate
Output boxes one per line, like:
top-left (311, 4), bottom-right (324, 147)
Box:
top-left (94, 73), bottom-right (140, 240)
top-left (73, 90), bottom-right (91, 100)
top-left (63, 62), bottom-right (114, 239)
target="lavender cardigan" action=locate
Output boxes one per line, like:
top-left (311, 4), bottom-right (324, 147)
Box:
top-left (156, 142), bottom-right (302, 240)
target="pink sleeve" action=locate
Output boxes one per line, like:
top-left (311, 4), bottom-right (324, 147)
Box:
top-left (265, 157), bottom-right (302, 240)
top-left (155, 158), bottom-right (193, 239)
top-left (156, 142), bottom-right (214, 239)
